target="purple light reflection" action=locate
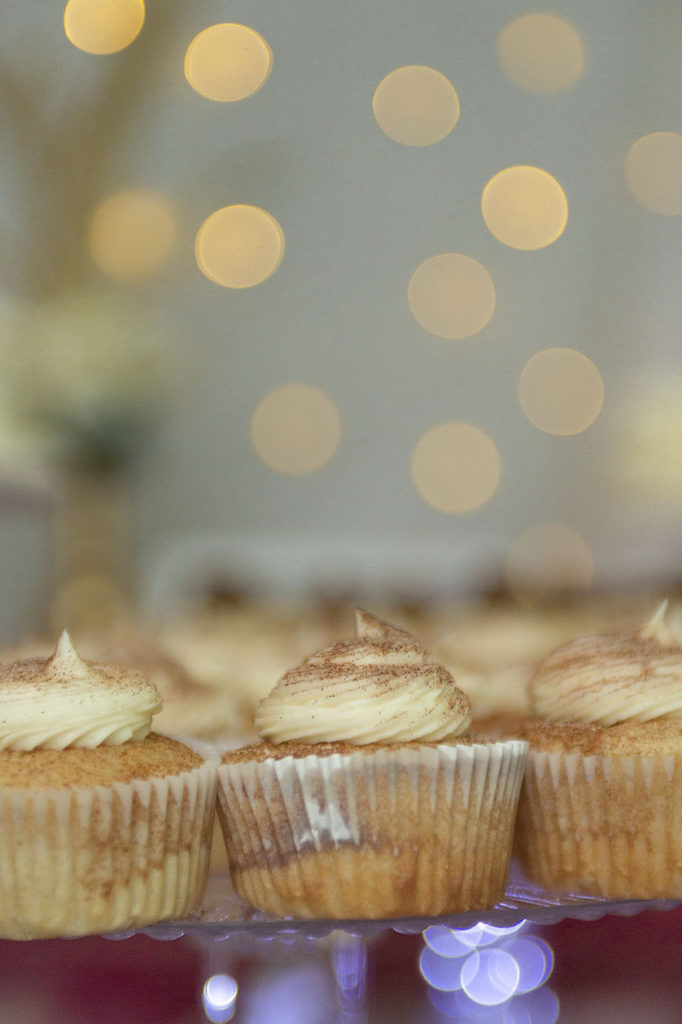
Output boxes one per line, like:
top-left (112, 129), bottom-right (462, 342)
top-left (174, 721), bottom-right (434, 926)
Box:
top-left (477, 922), bottom-right (528, 941)
top-left (202, 973), bottom-right (238, 1023)
top-left (502, 936), bottom-right (554, 994)
top-left (419, 945), bottom-right (464, 991)
top-left (460, 948), bottom-right (520, 1006)
top-left (449, 924), bottom-right (494, 949)
top-left (239, 963), bottom-right (333, 1024)
top-left (430, 988), bottom-right (514, 1021)
top-left (332, 935), bottom-right (368, 1006)
top-left (423, 925), bottom-right (473, 958)
top-left (427, 986), bottom-right (459, 1018)
top-left (501, 986), bottom-right (560, 1023)
top-left (453, 921), bottom-right (527, 949)
top-left (421, 919), bottom-right (555, 1020)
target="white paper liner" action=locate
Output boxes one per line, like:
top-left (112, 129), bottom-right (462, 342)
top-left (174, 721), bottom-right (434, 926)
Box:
top-left (0, 747), bottom-right (218, 939)
top-left (217, 739), bottom-right (527, 919)
top-left (517, 748), bottom-right (682, 899)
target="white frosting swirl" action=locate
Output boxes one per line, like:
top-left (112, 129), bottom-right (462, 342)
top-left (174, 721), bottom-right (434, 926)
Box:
top-left (0, 631), bottom-right (162, 751)
top-left (255, 609), bottom-right (472, 744)
top-left (530, 601), bottom-right (682, 725)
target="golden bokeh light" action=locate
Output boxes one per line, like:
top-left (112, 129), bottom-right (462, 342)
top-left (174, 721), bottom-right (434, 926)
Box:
top-left (184, 23), bottom-right (273, 102)
top-left (411, 422), bottom-right (501, 514)
top-left (612, 376), bottom-right (682, 506)
top-left (625, 132), bottom-right (682, 215)
top-left (251, 384), bottom-right (341, 476)
top-left (497, 12), bottom-right (586, 93)
top-left (372, 65), bottom-right (460, 146)
top-left (408, 253), bottom-right (495, 339)
top-left (519, 348), bottom-right (604, 436)
top-left (482, 166), bottom-right (568, 250)
top-left (64, 0), bottom-right (145, 55)
top-left (195, 205), bottom-right (284, 289)
top-left (88, 189), bottom-right (176, 281)
top-left (506, 523), bottom-right (594, 605)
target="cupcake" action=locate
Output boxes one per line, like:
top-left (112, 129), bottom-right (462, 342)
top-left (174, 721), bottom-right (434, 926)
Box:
top-left (0, 631), bottom-right (218, 939)
top-left (1, 628), bottom-right (235, 746)
top-left (514, 601), bottom-right (682, 899)
top-left (429, 593), bottom-right (653, 728)
top-left (216, 610), bottom-right (527, 919)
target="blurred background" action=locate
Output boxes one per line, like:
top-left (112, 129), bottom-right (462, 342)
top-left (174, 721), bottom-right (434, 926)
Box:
top-left (2, 0), bottom-right (682, 642)
top-left (2, 3), bottom-right (682, 1020)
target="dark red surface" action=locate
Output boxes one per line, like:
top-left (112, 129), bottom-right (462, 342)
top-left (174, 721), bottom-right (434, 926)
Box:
top-left (0, 934), bottom-right (205, 1023)
top-left (547, 905), bottom-right (682, 985)
top-left (542, 905), bottom-right (682, 1022)
top-left (1, 906), bottom-right (682, 1023)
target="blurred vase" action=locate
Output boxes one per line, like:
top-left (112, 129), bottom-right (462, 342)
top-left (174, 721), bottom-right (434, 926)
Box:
top-left (51, 464), bottom-right (133, 634)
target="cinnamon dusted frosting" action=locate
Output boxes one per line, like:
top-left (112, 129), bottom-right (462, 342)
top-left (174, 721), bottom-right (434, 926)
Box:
top-left (0, 631), bottom-right (162, 751)
top-left (529, 601), bottom-right (682, 726)
top-left (254, 609), bottom-right (472, 745)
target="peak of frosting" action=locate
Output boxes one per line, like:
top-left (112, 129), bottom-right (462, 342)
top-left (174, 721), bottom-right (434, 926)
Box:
top-left (638, 599), bottom-right (681, 647)
top-left (0, 632), bottom-right (162, 751)
top-left (529, 601), bottom-right (682, 725)
top-left (51, 629), bottom-right (90, 677)
top-left (354, 608), bottom-right (413, 644)
top-left (255, 610), bottom-right (472, 745)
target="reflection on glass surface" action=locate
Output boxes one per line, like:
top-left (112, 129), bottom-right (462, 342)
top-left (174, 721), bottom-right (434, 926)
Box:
top-left (452, 922), bottom-right (528, 949)
top-left (505, 935), bottom-right (554, 994)
top-left (332, 934), bottom-right (368, 1006)
top-left (421, 920), bottom-right (557, 1020)
top-left (503, 985), bottom-right (561, 1023)
top-left (238, 962), bottom-right (334, 1024)
top-left (460, 947), bottom-right (521, 1005)
top-left (420, 944), bottom-right (464, 991)
top-left (423, 924), bottom-right (476, 958)
top-left (202, 973), bottom-right (238, 1023)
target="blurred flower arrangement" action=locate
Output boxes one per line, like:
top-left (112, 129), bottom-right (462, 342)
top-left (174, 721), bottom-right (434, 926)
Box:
top-left (0, 285), bottom-right (174, 632)
top-left (0, 3), bottom-right (185, 631)
top-left (0, 286), bottom-right (170, 475)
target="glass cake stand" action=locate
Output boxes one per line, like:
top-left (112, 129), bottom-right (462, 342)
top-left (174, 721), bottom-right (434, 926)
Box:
top-left (116, 861), bottom-right (682, 949)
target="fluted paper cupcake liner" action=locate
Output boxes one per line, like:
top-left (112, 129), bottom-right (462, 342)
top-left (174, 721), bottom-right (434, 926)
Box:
top-left (217, 740), bottom-right (527, 919)
top-left (516, 749), bottom-right (682, 899)
top-left (0, 752), bottom-right (218, 939)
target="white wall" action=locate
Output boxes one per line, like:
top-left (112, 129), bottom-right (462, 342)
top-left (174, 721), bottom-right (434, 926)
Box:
top-left (2, 0), bottom-right (682, 622)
